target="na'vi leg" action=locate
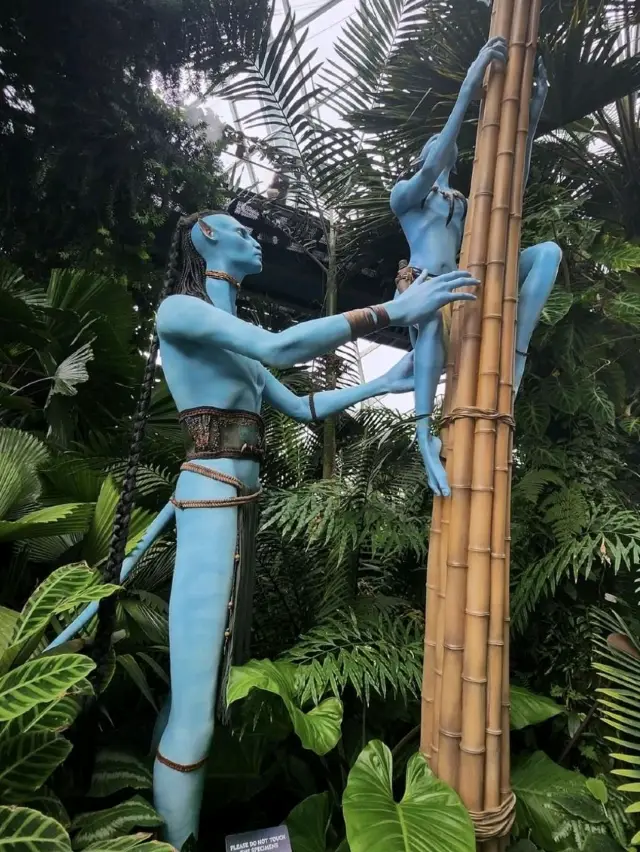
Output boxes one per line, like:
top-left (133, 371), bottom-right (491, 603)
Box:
top-left (514, 242), bottom-right (562, 395)
top-left (154, 501), bottom-right (237, 849)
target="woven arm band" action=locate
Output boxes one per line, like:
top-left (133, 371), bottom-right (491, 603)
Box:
top-left (342, 305), bottom-right (390, 340)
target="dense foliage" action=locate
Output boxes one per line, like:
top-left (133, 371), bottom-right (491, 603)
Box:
top-left (1, 0), bottom-right (640, 849)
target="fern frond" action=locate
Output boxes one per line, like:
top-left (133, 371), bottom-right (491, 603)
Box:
top-left (283, 606), bottom-right (424, 705)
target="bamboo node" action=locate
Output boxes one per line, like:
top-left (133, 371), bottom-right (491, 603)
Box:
top-left (461, 674), bottom-right (488, 684)
top-left (441, 407), bottom-right (515, 430)
top-left (469, 792), bottom-right (517, 840)
top-left (460, 744), bottom-right (486, 755)
top-left (439, 727), bottom-right (462, 739)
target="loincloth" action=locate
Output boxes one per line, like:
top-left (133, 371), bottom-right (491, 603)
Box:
top-left (395, 261), bottom-right (453, 341)
top-left (171, 407), bottom-right (264, 723)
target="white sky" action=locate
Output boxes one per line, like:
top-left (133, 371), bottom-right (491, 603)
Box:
top-left (196, 0), bottom-right (416, 413)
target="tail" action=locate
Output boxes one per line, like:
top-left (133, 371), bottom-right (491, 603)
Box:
top-left (46, 501), bottom-right (176, 650)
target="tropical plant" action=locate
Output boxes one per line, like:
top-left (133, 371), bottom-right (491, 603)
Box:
top-left (592, 606), bottom-right (640, 845)
top-left (0, 568), bottom-right (172, 850)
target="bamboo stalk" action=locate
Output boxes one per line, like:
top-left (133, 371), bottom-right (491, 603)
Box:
top-left (436, 0), bottom-right (513, 789)
top-left (487, 0), bottom-right (542, 833)
top-left (426, 101), bottom-right (483, 764)
top-left (458, 0), bottom-right (530, 809)
top-left (421, 494), bottom-right (441, 757)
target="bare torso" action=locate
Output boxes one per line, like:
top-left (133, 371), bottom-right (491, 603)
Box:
top-left (158, 329), bottom-right (265, 488)
top-left (396, 185), bottom-right (466, 274)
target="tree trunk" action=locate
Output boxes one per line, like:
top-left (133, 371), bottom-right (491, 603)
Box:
top-left (323, 219), bottom-right (338, 479)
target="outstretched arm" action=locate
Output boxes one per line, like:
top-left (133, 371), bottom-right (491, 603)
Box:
top-left (390, 37), bottom-right (507, 215)
top-left (157, 271), bottom-right (477, 370)
top-left (524, 57), bottom-right (548, 187)
top-left (261, 354), bottom-right (414, 422)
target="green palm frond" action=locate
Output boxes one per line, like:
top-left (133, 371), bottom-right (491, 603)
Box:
top-left (217, 13), bottom-right (329, 222)
top-left (592, 607), bottom-right (640, 843)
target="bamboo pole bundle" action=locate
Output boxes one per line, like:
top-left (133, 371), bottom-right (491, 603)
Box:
top-left (421, 0), bottom-right (503, 767)
top-left (421, 0), bottom-right (542, 846)
top-left (435, 0), bottom-right (513, 789)
top-left (421, 0), bottom-right (499, 760)
top-left (458, 0), bottom-right (530, 807)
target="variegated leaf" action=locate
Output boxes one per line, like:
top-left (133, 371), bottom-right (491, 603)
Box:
top-left (0, 732), bottom-right (72, 796)
top-left (0, 693), bottom-right (81, 743)
top-left (8, 565), bottom-right (119, 654)
top-left (0, 655), bottom-right (95, 722)
top-left (0, 805), bottom-right (72, 851)
top-left (71, 797), bottom-right (163, 849)
top-left (83, 833), bottom-right (174, 851)
top-left (21, 789), bottom-right (70, 829)
top-left (88, 750), bottom-right (153, 798)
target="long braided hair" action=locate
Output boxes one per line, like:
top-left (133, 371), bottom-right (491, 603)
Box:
top-left (90, 210), bottom-right (222, 685)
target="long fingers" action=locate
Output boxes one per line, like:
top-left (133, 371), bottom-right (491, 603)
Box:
top-left (430, 269), bottom-right (476, 284)
top-left (448, 291), bottom-right (477, 302)
top-left (434, 273), bottom-right (480, 292)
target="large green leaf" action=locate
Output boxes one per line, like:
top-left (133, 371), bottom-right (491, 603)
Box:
top-left (0, 428), bottom-right (49, 518)
top-left (0, 732), bottom-right (72, 797)
top-left (10, 565), bottom-right (119, 650)
top-left (21, 789), bottom-right (70, 829)
top-left (287, 792), bottom-right (331, 852)
top-left (540, 290), bottom-right (574, 326)
top-left (71, 796), bottom-right (163, 850)
top-left (0, 805), bottom-right (72, 851)
top-left (46, 269), bottom-right (133, 347)
top-left (0, 655), bottom-right (95, 722)
top-left (604, 292), bottom-right (640, 326)
top-left (510, 686), bottom-right (563, 730)
top-left (342, 740), bottom-right (475, 852)
top-left (227, 660), bottom-right (343, 756)
top-left (0, 457), bottom-right (38, 520)
top-left (512, 751), bottom-right (607, 852)
top-left (0, 504), bottom-right (94, 543)
top-left (0, 693), bottom-right (81, 743)
top-left (0, 608), bottom-right (19, 653)
top-left (82, 477), bottom-right (155, 568)
top-left (83, 834), bottom-right (174, 851)
top-left (88, 750), bottom-right (153, 798)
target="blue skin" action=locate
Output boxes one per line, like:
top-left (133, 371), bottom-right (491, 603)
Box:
top-left (48, 213), bottom-right (478, 849)
top-left (391, 39), bottom-right (562, 497)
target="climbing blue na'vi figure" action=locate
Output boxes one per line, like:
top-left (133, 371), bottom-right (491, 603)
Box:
top-left (47, 209), bottom-right (478, 849)
top-left (391, 37), bottom-right (562, 497)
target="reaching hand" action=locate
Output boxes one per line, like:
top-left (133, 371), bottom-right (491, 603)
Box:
top-left (463, 36), bottom-right (508, 98)
top-left (530, 56), bottom-right (548, 116)
top-left (382, 352), bottom-right (415, 394)
top-left (391, 270), bottom-right (479, 327)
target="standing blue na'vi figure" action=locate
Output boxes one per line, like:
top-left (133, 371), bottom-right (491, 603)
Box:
top-left (391, 37), bottom-right (562, 497)
top-left (48, 210), bottom-right (478, 849)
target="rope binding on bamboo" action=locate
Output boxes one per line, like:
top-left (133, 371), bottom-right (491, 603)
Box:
top-left (440, 406), bottom-right (515, 431)
top-left (468, 792), bottom-right (516, 840)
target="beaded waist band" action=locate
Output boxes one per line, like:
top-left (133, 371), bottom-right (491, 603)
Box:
top-left (395, 261), bottom-right (436, 293)
top-left (179, 406), bottom-right (265, 463)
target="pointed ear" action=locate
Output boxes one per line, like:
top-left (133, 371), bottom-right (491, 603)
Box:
top-left (197, 218), bottom-right (216, 242)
